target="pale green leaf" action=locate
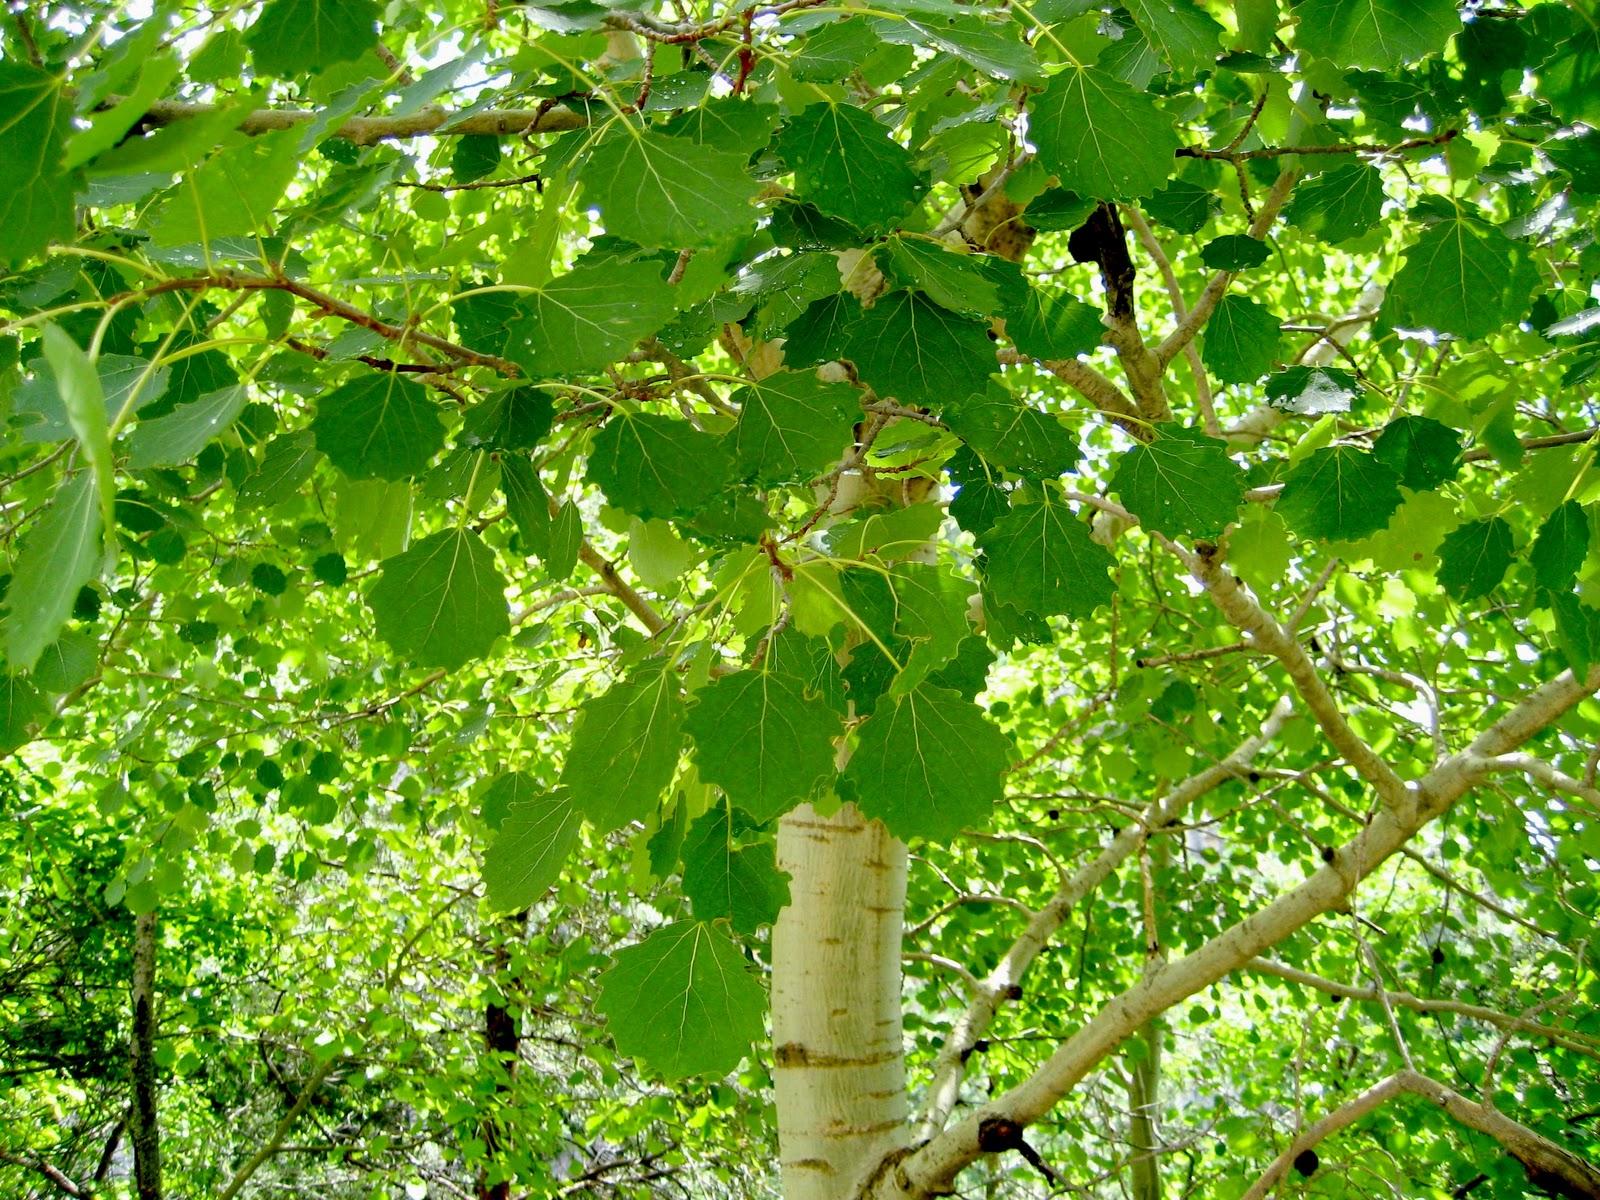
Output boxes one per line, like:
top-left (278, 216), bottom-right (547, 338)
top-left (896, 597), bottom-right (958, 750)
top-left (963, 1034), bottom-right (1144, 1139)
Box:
top-left (1125, 0), bottom-right (1225, 73)
top-left (42, 327), bottom-right (116, 536)
top-left (1293, 0), bottom-right (1459, 70)
top-left (482, 779), bottom-right (583, 912)
top-left (151, 129), bottom-right (303, 246)
top-left (504, 261), bottom-right (677, 376)
top-left (128, 385), bottom-right (248, 468)
top-left (0, 64), bottom-right (77, 267)
top-left (842, 684), bottom-right (1011, 841)
top-left (1029, 67), bottom-right (1181, 200)
top-left (246, 0), bottom-right (379, 76)
top-left (873, 11), bottom-right (1043, 82)
top-left (366, 528), bottom-right (510, 669)
top-left (595, 921), bottom-right (766, 1078)
top-left (3, 472), bottom-right (102, 672)
top-left (560, 665), bottom-right (686, 834)
top-left (582, 126), bottom-right (760, 249)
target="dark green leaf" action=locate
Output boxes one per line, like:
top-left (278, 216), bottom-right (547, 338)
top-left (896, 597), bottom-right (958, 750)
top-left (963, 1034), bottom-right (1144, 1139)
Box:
top-left (1202, 295), bottom-right (1282, 384)
top-left (588, 413), bottom-right (733, 519)
top-left (1124, 0), bottom-right (1224, 73)
top-left (680, 805), bottom-right (791, 933)
top-left (842, 684), bottom-right (1010, 841)
top-left (946, 387), bottom-right (1079, 479)
top-left (460, 387), bottom-right (554, 451)
top-left (3, 473), bottom-right (102, 672)
top-left (582, 126), bottom-right (760, 249)
top-left (1200, 234), bottom-right (1270, 271)
top-left (1384, 215), bottom-right (1541, 341)
top-left (777, 103), bottom-right (922, 231)
top-left (128, 385), bottom-right (248, 468)
top-left (1371, 416), bottom-right (1462, 491)
top-left (311, 373), bottom-right (445, 481)
top-left (1111, 424), bottom-right (1245, 538)
top-left (1292, 0), bottom-right (1459, 70)
top-left (1275, 446), bottom-right (1404, 541)
top-left (881, 237), bottom-right (1002, 317)
top-left (731, 370), bottom-right (861, 483)
top-left (482, 779), bottom-right (583, 912)
top-left (504, 261), bottom-right (677, 376)
top-left (246, 0), bottom-right (379, 76)
top-left (873, 11), bottom-right (1043, 82)
top-left (1030, 67), bottom-right (1181, 200)
top-left (0, 64), bottom-right (78, 266)
top-left (1142, 179), bottom-right (1218, 233)
top-left (1282, 163), bottom-right (1387, 244)
top-left (451, 135), bottom-right (501, 184)
top-left (500, 457), bottom-right (551, 555)
top-left (978, 491), bottom-right (1116, 619)
top-left (1530, 501), bottom-right (1589, 593)
top-left (1436, 517), bottom-right (1514, 601)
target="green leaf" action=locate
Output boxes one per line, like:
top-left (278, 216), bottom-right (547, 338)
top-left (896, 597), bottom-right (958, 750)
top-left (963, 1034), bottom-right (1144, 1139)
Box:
top-left (0, 64), bottom-right (77, 267)
top-left (1550, 591), bottom-right (1600, 674)
top-left (482, 779), bottom-right (583, 912)
top-left (595, 921), bottom-right (766, 1079)
top-left (978, 491), bottom-right (1116, 619)
top-left (238, 431), bottom-right (321, 507)
top-left (1111, 425), bottom-right (1245, 538)
top-left (1275, 446), bottom-right (1403, 541)
top-left (560, 665), bottom-right (686, 834)
top-left (842, 684), bottom-right (1010, 841)
top-left (546, 502), bottom-right (583, 582)
top-left (1200, 234), bottom-right (1270, 271)
top-left (461, 387), bottom-right (554, 452)
top-left (881, 237), bottom-right (1002, 317)
top-left (16, 353), bottom-right (172, 444)
top-left (1384, 215), bottom-right (1540, 342)
top-left (3, 472), bottom-right (102, 672)
top-left (31, 631), bottom-right (98, 694)
top-left (948, 446), bottom-right (1008, 535)
top-left (1371, 416), bottom-right (1462, 491)
top-left (777, 103), bottom-right (922, 231)
top-left (685, 668), bottom-right (840, 821)
top-left (1142, 179), bottom-right (1218, 234)
top-left (873, 11), bottom-right (1043, 83)
top-left (504, 261), bottom-right (677, 376)
top-left (990, 260), bottom-right (1104, 359)
top-left (589, 413), bottom-right (733, 519)
top-left (1436, 517), bottom-right (1514, 601)
top-left (1029, 67), bottom-right (1181, 200)
top-left (1202, 295), bottom-right (1282, 384)
top-left (786, 291), bottom-right (995, 408)
top-left (1292, 0), bottom-right (1459, 70)
top-left (246, 0), bottom-right (379, 76)
top-left (946, 388), bottom-right (1079, 479)
top-left (1530, 501), bottom-right (1589, 593)
top-left (42, 327), bottom-right (116, 537)
top-left (680, 805), bottom-right (791, 933)
top-left (451, 135), bottom-right (501, 184)
top-left (128, 385), bottom-right (248, 468)
top-left (1265, 367), bottom-right (1361, 416)
top-left (1124, 0), bottom-right (1225, 73)
top-left (1281, 163), bottom-right (1387, 244)
top-left (731, 370), bottom-right (861, 484)
top-left (581, 126), bottom-right (760, 249)
top-left (311, 373), bottom-right (445, 481)
top-left (151, 130), bottom-right (303, 246)
top-left (366, 529), bottom-right (510, 669)
top-left (500, 457), bottom-right (551, 555)
top-left (0, 674), bottom-right (48, 754)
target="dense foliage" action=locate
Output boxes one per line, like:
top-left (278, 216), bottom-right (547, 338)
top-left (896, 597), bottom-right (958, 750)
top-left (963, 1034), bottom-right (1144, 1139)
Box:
top-left (2, 1), bottom-right (1600, 1198)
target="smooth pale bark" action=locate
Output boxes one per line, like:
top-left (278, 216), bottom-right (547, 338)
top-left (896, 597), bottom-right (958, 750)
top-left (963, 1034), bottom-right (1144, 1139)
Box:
top-left (773, 802), bottom-right (910, 1199)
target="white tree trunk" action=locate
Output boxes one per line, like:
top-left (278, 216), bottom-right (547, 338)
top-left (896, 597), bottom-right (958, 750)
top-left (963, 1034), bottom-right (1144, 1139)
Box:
top-left (773, 802), bottom-right (910, 1199)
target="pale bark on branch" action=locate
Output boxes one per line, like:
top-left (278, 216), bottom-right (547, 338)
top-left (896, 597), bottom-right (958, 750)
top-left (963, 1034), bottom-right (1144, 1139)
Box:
top-left (875, 664), bottom-right (1600, 1198)
top-left (1240, 1071), bottom-right (1600, 1200)
top-left (135, 98), bottom-right (588, 145)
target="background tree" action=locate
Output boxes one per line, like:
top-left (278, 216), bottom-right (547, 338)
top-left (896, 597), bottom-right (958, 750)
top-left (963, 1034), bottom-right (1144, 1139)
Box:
top-left (2, 2), bottom-right (1600, 1199)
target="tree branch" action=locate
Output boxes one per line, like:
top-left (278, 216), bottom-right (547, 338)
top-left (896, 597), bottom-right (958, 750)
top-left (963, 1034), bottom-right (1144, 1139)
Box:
top-left (0, 1152), bottom-right (86, 1198)
top-left (1240, 1071), bottom-right (1600, 1200)
top-left (134, 98), bottom-right (588, 145)
top-left (1122, 205), bottom-right (1215, 434)
top-left (1155, 169), bottom-right (1298, 369)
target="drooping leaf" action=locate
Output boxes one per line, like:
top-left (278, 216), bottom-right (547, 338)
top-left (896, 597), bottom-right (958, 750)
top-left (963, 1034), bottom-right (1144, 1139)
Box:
top-left (731, 370), bottom-right (862, 483)
top-left (482, 780), bottom-right (583, 912)
top-left (500, 456), bottom-right (551, 555)
top-left (680, 805), bottom-right (791, 933)
top-left (503, 261), bottom-right (677, 376)
top-left (777, 103), bottom-right (922, 231)
top-left (1384, 215), bottom-right (1541, 341)
top-left (15, 353), bottom-right (172, 444)
top-left (595, 921), bottom-right (766, 1079)
top-left (1530, 501), bottom-right (1589, 593)
top-left (582, 126), bottom-right (760, 249)
top-left (978, 491), bottom-right (1116, 619)
top-left (1265, 367), bottom-right (1362, 416)
top-left (1550, 591), bottom-right (1600, 675)
top-left (1282, 163), bottom-right (1387, 244)
top-left (1275, 446), bottom-right (1404, 541)
top-left (128, 385), bottom-right (248, 468)
top-left (684, 668), bottom-right (841, 821)
top-left (42, 327), bottom-right (117, 538)
top-left (246, 0), bottom-right (379, 76)
top-left (3, 472), bottom-right (102, 672)
top-left (0, 64), bottom-right (78, 267)
top-left (1029, 67), bottom-right (1182, 200)
top-left (366, 528), bottom-right (510, 669)
top-left (1111, 424), bottom-right (1245, 538)
top-left (559, 665), bottom-right (686, 834)
top-left (1436, 517), bottom-right (1515, 601)
top-left (460, 387), bottom-right (554, 451)
top-left (0, 675), bottom-right (48, 755)
top-left (1202, 295), bottom-right (1282, 384)
top-left (588, 413), bottom-right (733, 518)
top-left (842, 684), bottom-right (1011, 841)
top-left (1292, 0), bottom-right (1460, 70)
top-left (1371, 416), bottom-right (1462, 491)
top-left (311, 372), bottom-right (445, 481)
top-left (1124, 0), bottom-right (1225, 73)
